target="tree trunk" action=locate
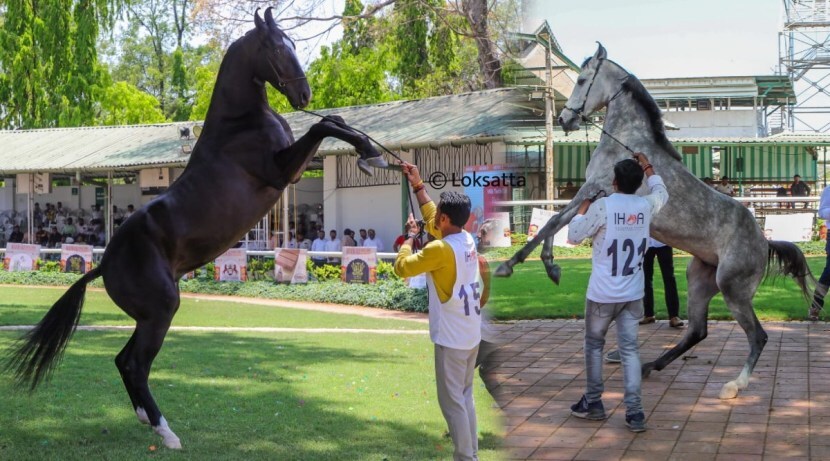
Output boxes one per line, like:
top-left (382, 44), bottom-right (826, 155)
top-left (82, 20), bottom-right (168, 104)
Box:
top-left (461, 0), bottom-right (502, 89)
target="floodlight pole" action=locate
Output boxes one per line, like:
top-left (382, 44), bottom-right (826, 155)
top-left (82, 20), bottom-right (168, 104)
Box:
top-left (543, 33), bottom-right (556, 208)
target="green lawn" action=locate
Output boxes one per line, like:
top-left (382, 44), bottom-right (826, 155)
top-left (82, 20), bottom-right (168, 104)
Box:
top-left (0, 287), bottom-right (427, 330)
top-left (487, 256), bottom-right (826, 321)
top-left (0, 331), bottom-right (501, 460)
top-left (0, 288), bottom-right (498, 459)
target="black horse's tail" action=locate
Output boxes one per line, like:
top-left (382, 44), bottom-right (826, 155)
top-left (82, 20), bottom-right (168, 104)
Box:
top-left (767, 240), bottom-right (815, 301)
top-left (5, 266), bottom-right (103, 389)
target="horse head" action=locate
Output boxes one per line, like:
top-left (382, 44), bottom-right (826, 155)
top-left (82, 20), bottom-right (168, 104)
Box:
top-left (559, 43), bottom-right (630, 133)
top-left (253, 7), bottom-right (311, 109)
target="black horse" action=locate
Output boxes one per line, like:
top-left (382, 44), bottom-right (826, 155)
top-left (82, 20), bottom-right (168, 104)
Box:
top-left (5, 8), bottom-right (386, 449)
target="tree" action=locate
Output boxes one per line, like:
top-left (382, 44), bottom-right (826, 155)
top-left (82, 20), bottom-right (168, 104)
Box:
top-left (96, 81), bottom-right (167, 125)
top-left (0, 0), bottom-right (116, 129)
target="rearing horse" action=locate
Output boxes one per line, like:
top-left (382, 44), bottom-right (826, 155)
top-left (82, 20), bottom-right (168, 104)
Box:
top-left (495, 44), bottom-right (813, 400)
top-left (5, 8), bottom-right (387, 449)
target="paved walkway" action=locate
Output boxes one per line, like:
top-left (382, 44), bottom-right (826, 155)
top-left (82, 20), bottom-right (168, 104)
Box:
top-left (485, 319), bottom-right (829, 461)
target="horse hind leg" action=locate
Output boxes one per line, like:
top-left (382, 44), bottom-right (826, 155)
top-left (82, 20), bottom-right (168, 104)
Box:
top-left (642, 257), bottom-right (718, 377)
top-left (718, 273), bottom-right (766, 400)
top-left (110, 272), bottom-right (182, 449)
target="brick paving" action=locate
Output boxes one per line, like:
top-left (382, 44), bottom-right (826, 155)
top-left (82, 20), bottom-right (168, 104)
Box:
top-left (484, 320), bottom-right (830, 460)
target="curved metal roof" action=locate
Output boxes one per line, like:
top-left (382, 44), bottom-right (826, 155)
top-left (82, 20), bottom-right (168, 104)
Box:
top-left (0, 88), bottom-right (521, 175)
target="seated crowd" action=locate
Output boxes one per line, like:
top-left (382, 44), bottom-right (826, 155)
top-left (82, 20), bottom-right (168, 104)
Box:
top-left (7, 202), bottom-right (137, 247)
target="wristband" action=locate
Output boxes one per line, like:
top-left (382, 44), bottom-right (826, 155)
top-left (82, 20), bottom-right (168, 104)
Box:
top-left (642, 164), bottom-right (653, 172)
top-left (412, 183), bottom-right (425, 193)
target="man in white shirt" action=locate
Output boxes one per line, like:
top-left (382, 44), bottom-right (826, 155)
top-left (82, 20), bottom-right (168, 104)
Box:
top-left (811, 185), bottom-right (830, 320)
top-left (567, 153), bottom-right (669, 433)
top-left (324, 229), bottom-right (341, 264)
top-left (714, 176), bottom-right (735, 196)
top-left (363, 228), bottom-right (383, 251)
top-left (297, 232), bottom-right (312, 250)
top-left (285, 232), bottom-right (297, 249)
top-left (310, 229), bottom-right (327, 266)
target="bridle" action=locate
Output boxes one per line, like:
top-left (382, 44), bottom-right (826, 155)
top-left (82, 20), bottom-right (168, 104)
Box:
top-left (564, 58), bottom-right (631, 122)
top-left (564, 58), bottom-right (637, 155)
top-left (264, 54), bottom-right (308, 88)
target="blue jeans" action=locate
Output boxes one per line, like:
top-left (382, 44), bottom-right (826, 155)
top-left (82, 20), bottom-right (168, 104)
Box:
top-left (814, 239), bottom-right (830, 308)
top-left (584, 298), bottom-right (644, 416)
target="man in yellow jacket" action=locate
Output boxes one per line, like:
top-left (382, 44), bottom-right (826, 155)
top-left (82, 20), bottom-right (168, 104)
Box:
top-left (395, 161), bottom-right (484, 461)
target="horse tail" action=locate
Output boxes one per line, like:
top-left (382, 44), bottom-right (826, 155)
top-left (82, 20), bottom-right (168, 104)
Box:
top-left (5, 265), bottom-right (103, 389)
top-left (766, 240), bottom-right (815, 301)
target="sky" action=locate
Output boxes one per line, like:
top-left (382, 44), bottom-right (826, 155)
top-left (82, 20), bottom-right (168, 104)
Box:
top-left (530, 0), bottom-right (784, 78)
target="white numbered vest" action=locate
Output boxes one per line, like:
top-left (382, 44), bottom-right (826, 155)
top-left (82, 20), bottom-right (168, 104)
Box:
top-left (425, 231), bottom-right (482, 350)
top-left (587, 194), bottom-right (651, 303)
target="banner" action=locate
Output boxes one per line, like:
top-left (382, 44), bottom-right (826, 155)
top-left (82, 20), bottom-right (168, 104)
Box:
top-left (214, 248), bottom-right (248, 281)
top-left (478, 211), bottom-right (511, 248)
top-left (60, 244), bottom-right (93, 274)
top-left (341, 247), bottom-right (377, 284)
top-left (528, 208), bottom-right (574, 248)
top-left (274, 248), bottom-right (308, 284)
top-left (764, 213), bottom-right (813, 242)
top-left (4, 243), bottom-right (40, 271)
top-left (462, 164), bottom-right (518, 242)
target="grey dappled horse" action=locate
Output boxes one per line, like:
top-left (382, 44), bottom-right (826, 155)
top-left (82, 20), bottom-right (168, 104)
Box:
top-left (494, 44), bottom-right (813, 400)
top-left (5, 8), bottom-right (386, 449)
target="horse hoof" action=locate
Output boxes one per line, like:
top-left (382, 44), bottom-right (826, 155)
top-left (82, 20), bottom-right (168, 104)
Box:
top-left (163, 436), bottom-right (182, 449)
top-left (719, 381), bottom-right (739, 400)
top-left (641, 362), bottom-right (655, 378)
top-left (545, 264), bottom-right (561, 285)
top-left (365, 156), bottom-right (388, 169)
top-left (356, 159), bottom-right (373, 176)
top-left (493, 263), bottom-right (513, 277)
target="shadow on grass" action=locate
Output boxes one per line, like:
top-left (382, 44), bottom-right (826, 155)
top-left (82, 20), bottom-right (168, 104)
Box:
top-left (0, 330), bottom-right (503, 461)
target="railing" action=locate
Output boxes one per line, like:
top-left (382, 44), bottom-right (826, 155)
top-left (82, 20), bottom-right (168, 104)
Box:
top-left (0, 247), bottom-right (401, 261)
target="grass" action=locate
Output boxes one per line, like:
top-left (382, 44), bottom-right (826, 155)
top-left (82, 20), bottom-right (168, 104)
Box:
top-left (487, 256), bottom-right (827, 321)
top-left (0, 331), bottom-right (501, 460)
top-left (0, 287), bottom-right (427, 331)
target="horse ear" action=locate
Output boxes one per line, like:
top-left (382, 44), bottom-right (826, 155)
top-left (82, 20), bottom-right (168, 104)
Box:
top-left (593, 42), bottom-right (607, 61)
top-left (265, 7), bottom-right (278, 30)
top-left (254, 8), bottom-right (266, 32)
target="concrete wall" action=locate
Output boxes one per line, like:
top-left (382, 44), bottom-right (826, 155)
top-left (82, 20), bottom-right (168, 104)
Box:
top-left (663, 109), bottom-right (758, 138)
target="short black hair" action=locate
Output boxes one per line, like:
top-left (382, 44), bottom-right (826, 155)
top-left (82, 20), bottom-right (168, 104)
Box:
top-left (614, 159), bottom-right (644, 194)
top-left (438, 191), bottom-right (472, 227)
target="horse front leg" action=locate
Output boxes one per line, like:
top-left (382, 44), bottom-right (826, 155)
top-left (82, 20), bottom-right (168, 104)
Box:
top-left (494, 184), bottom-right (605, 279)
top-left (275, 117), bottom-right (385, 186)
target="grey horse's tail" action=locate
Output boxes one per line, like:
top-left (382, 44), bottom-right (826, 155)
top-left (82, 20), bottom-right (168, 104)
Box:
top-left (4, 266), bottom-right (103, 389)
top-left (766, 240), bottom-right (815, 301)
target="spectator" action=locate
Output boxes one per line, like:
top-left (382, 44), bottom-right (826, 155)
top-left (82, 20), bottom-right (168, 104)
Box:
top-left (324, 229), bottom-right (342, 264)
top-left (297, 231), bottom-right (312, 250)
top-left (35, 225), bottom-right (48, 246)
top-left (113, 205), bottom-right (124, 226)
top-left (94, 224), bottom-right (106, 246)
top-left (791, 174), bottom-right (811, 209)
top-left (714, 176), bottom-right (735, 196)
top-left (8, 225), bottom-right (23, 243)
top-left (124, 204), bottom-right (136, 220)
top-left (703, 177), bottom-right (714, 187)
top-left (62, 217), bottom-right (77, 239)
top-left (45, 203), bottom-right (56, 224)
top-left (55, 201), bottom-right (67, 217)
top-left (363, 228), bottom-right (384, 251)
top-left (47, 226), bottom-right (62, 248)
top-left (342, 228), bottom-right (357, 247)
top-left (394, 223), bottom-right (422, 252)
top-left (33, 202), bottom-right (43, 226)
top-left (285, 232), bottom-right (297, 249)
top-left (310, 229), bottom-right (327, 266)
top-left (90, 204), bottom-right (103, 225)
top-left (358, 228), bottom-right (367, 246)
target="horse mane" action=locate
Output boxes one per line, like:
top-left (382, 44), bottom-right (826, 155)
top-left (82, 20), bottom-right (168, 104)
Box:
top-left (616, 69), bottom-right (682, 161)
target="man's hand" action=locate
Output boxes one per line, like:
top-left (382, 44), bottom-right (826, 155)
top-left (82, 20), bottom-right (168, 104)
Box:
top-left (400, 162), bottom-right (423, 188)
top-left (405, 213), bottom-right (418, 233)
top-left (633, 152), bottom-right (649, 167)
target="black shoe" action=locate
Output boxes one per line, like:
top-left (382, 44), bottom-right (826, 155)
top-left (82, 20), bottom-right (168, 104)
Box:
top-left (570, 395), bottom-right (606, 420)
top-left (625, 412), bottom-right (646, 433)
top-left (605, 350), bottom-right (621, 363)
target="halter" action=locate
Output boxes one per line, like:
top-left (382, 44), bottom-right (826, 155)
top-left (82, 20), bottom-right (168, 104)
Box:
top-left (264, 54), bottom-right (308, 88)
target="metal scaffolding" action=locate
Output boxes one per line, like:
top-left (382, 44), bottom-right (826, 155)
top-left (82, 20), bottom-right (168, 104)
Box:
top-left (779, 0), bottom-right (830, 132)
